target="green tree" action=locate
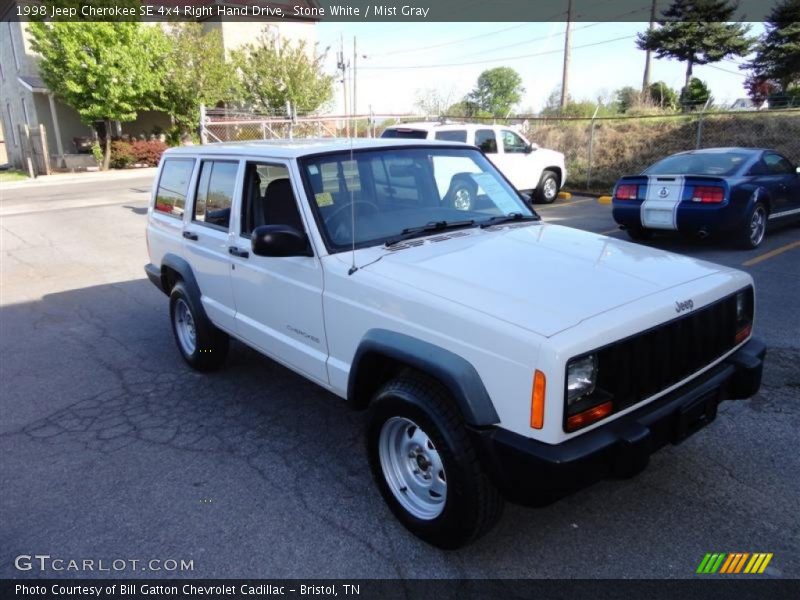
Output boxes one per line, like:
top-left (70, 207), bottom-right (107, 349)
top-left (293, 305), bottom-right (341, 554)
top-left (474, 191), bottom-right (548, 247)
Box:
top-left (615, 86), bottom-right (641, 113)
top-left (467, 67), bottom-right (524, 117)
top-left (157, 24), bottom-right (239, 137)
top-left (29, 21), bottom-right (165, 169)
top-left (235, 32), bottom-right (333, 115)
top-left (648, 81), bottom-right (679, 109)
top-left (744, 0), bottom-right (800, 93)
top-left (636, 0), bottom-right (752, 92)
top-left (679, 77), bottom-right (713, 109)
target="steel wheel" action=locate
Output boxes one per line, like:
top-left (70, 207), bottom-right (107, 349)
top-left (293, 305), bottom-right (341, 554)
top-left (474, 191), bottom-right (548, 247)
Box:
top-left (173, 298), bottom-right (197, 355)
top-left (543, 176), bottom-right (558, 201)
top-left (453, 186), bottom-right (473, 211)
top-left (378, 416), bottom-right (447, 520)
top-left (749, 205), bottom-right (766, 247)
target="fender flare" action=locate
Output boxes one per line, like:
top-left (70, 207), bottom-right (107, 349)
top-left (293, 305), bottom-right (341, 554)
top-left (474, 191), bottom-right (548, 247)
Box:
top-left (347, 329), bottom-right (500, 427)
top-left (160, 254), bottom-right (208, 317)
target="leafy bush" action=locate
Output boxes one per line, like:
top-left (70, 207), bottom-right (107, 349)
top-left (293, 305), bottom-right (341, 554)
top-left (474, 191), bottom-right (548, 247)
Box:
top-left (131, 140), bottom-right (167, 166)
top-left (110, 140), bottom-right (135, 169)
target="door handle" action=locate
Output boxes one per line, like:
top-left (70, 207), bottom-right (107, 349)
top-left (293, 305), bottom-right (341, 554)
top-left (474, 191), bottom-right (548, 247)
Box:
top-left (182, 231), bottom-right (198, 241)
top-left (229, 246), bottom-right (249, 258)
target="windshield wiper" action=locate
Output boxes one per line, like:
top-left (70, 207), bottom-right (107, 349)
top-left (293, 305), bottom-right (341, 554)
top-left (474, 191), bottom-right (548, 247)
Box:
top-left (480, 212), bottom-right (540, 228)
top-left (384, 219), bottom-right (476, 247)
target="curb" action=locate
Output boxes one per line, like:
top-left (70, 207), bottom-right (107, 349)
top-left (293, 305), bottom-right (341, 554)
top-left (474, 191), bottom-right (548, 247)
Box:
top-left (598, 195), bottom-right (612, 205)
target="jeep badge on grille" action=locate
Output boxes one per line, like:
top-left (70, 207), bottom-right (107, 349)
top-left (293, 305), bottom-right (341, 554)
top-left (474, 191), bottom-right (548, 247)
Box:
top-left (675, 299), bottom-right (694, 313)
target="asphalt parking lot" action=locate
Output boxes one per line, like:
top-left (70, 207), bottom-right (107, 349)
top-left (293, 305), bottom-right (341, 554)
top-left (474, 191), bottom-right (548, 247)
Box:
top-left (1, 176), bottom-right (798, 579)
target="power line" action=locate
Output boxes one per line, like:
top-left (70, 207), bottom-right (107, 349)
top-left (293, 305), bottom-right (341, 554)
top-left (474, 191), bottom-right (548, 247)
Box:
top-left (360, 35), bottom-right (636, 71)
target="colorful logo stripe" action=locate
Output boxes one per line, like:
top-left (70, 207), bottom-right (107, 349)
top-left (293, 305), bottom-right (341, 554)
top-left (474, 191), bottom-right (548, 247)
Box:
top-left (697, 553), bottom-right (773, 574)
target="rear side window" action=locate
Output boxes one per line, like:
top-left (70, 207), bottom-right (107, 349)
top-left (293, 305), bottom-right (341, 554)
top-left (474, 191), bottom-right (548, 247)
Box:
top-left (475, 129), bottom-right (497, 154)
top-left (193, 160), bottom-right (238, 230)
top-left (435, 130), bottom-right (467, 143)
top-left (154, 158), bottom-right (194, 217)
top-left (381, 128), bottom-right (428, 139)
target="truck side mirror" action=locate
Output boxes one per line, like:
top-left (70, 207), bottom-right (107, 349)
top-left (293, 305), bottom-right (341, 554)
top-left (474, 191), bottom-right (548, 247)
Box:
top-left (251, 225), bottom-right (313, 257)
top-left (526, 143), bottom-right (538, 153)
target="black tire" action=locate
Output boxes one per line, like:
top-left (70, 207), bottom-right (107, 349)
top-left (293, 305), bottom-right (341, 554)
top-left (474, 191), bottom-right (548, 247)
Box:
top-left (366, 372), bottom-right (504, 549)
top-left (735, 201), bottom-right (768, 250)
top-left (168, 281), bottom-right (229, 371)
top-left (534, 170), bottom-right (559, 204)
top-left (626, 226), bottom-right (653, 242)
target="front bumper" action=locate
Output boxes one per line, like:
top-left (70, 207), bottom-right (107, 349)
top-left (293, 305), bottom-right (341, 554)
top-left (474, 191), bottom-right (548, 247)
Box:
top-left (471, 338), bottom-right (766, 505)
top-left (144, 263), bottom-right (165, 294)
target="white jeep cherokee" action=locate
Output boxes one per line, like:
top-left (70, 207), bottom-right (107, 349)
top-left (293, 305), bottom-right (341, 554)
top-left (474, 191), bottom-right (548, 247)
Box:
top-left (145, 138), bottom-right (765, 549)
top-left (381, 122), bottom-right (567, 203)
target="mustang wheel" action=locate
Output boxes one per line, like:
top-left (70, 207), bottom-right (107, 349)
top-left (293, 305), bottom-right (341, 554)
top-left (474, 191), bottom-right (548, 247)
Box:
top-left (169, 281), bottom-right (229, 371)
top-left (626, 226), bottom-right (653, 241)
top-left (737, 202), bottom-right (768, 249)
top-left (366, 372), bottom-right (503, 549)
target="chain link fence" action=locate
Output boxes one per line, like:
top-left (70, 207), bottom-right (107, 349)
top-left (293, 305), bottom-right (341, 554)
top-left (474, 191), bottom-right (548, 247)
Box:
top-left (519, 108), bottom-right (800, 192)
top-left (200, 107), bottom-right (425, 143)
top-left (200, 106), bottom-right (800, 193)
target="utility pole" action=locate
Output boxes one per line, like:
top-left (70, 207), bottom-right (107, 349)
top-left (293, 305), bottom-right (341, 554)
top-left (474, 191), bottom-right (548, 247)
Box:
top-left (337, 34), bottom-right (349, 137)
top-left (352, 36), bottom-right (357, 118)
top-left (560, 0), bottom-right (572, 111)
top-left (642, 0), bottom-right (657, 94)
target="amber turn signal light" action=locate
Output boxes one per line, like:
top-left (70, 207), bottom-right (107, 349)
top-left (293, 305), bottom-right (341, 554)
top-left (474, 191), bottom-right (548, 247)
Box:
top-left (735, 323), bottom-right (752, 344)
top-left (530, 370), bottom-right (546, 429)
top-left (566, 401), bottom-right (613, 432)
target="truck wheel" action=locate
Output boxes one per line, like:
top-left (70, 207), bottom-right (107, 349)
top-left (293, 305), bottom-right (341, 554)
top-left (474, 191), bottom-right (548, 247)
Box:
top-left (169, 281), bottom-right (228, 371)
top-left (449, 178), bottom-right (477, 211)
top-left (366, 372), bottom-right (503, 549)
top-left (534, 170), bottom-right (559, 204)
top-left (736, 201), bottom-right (768, 249)
top-left (626, 226), bottom-right (653, 242)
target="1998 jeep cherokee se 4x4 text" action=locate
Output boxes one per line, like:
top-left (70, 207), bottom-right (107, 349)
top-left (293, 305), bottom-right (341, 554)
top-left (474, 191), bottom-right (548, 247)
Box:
top-left (145, 139), bottom-right (765, 548)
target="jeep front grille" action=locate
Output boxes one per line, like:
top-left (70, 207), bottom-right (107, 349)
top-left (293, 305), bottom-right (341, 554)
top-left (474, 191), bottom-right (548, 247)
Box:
top-left (592, 288), bottom-right (752, 413)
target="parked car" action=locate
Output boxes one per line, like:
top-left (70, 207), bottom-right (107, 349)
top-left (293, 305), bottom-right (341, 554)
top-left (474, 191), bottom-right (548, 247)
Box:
top-left (381, 122), bottom-right (566, 204)
top-left (612, 147), bottom-right (800, 248)
top-left (145, 138), bottom-right (764, 548)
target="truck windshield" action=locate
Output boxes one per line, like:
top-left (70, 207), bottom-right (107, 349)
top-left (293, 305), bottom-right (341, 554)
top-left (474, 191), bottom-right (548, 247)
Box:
top-left (300, 147), bottom-right (534, 251)
top-left (380, 129), bottom-right (428, 139)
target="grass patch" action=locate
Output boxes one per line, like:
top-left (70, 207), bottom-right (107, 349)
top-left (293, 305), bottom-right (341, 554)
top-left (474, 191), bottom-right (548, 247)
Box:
top-left (0, 169), bottom-right (30, 183)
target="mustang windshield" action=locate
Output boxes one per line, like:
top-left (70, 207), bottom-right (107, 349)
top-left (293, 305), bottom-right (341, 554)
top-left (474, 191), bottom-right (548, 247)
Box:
top-left (300, 147), bottom-right (535, 251)
top-left (644, 152), bottom-right (750, 177)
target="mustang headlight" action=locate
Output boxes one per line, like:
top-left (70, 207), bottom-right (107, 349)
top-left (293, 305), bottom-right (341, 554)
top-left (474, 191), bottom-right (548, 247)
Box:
top-left (566, 355), bottom-right (597, 404)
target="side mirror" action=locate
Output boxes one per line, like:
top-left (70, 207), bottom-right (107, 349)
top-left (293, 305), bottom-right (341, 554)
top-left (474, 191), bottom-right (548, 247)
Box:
top-left (251, 225), bottom-right (312, 257)
top-left (525, 142), bottom-right (538, 153)
top-left (796, 166), bottom-right (800, 175)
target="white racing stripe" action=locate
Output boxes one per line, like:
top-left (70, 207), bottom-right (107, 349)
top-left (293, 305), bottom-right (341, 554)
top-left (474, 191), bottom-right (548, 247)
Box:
top-left (640, 175), bottom-right (685, 230)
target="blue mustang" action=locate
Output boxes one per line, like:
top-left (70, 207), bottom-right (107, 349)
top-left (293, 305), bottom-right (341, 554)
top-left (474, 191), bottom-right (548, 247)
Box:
top-left (612, 147), bottom-right (800, 249)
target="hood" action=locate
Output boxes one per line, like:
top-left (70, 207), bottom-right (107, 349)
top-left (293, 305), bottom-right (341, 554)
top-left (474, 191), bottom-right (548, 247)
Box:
top-left (362, 223), bottom-right (727, 337)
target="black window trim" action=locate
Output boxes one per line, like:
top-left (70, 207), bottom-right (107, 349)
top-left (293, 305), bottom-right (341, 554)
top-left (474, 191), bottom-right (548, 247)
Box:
top-left (191, 158), bottom-right (239, 232)
top-left (153, 157), bottom-right (196, 219)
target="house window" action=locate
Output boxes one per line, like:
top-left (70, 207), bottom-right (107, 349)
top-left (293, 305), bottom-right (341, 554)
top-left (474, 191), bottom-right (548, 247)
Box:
top-left (6, 104), bottom-right (18, 146)
top-left (21, 98), bottom-right (31, 126)
top-left (8, 23), bottom-right (20, 70)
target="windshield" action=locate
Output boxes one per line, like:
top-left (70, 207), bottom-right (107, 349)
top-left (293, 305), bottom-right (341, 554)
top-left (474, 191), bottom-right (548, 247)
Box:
top-left (300, 147), bottom-right (534, 251)
top-left (381, 128), bottom-right (429, 139)
top-left (644, 152), bottom-right (750, 176)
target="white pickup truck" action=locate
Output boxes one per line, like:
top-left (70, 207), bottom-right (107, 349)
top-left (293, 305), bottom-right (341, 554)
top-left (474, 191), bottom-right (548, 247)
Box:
top-left (145, 138), bottom-right (765, 548)
top-left (382, 122), bottom-right (567, 203)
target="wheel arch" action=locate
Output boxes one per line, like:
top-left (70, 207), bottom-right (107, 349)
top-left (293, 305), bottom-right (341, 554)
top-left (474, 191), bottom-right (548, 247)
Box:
top-left (347, 329), bottom-right (500, 427)
top-left (160, 254), bottom-right (208, 322)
